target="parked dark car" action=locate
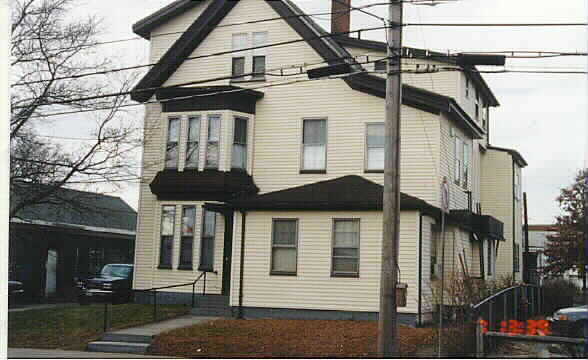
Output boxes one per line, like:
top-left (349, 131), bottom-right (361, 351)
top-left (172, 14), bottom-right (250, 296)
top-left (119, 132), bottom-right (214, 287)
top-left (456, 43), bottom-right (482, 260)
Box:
top-left (548, 304), bottom-right (587, 338)
top-left (8, 280), bottom-right (24, 304)
top-left (76, 264), bottom-right (134, 305)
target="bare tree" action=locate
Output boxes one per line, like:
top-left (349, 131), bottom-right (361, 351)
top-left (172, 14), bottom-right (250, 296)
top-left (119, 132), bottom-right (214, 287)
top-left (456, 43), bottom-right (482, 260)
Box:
top-left (10, 0), bottom-right (142, 218)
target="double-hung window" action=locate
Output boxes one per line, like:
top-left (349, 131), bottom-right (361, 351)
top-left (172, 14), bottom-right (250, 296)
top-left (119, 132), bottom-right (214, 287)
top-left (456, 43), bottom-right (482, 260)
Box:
top-left (231, 33), bottom-right (248, 80)
top-left (159, 205), bottom-right (175, 268)
top-left (165, 117), bottom-right (180, 169)
top-left (179, 206), bottom-right (196, 269)
top-left (302, 119), bottom-right (327, 172)
top-left (271, 219), bottom-right (298, 275)
top-left (454, 136), bottom-right (463, 185)
top-left (199, 210), bottom-right (216, 271)
top-left (205, 115), bottom-right (221, 169)
top-left (462, 142), bottom-right (470, 189)
top-left (185, 116), bottom-right (200, 169)
top-left (252, 32), bottom-right (268, 80)
top-left (231, 117), bottom-right (248, 170)
top-left (366, 123), bottom-right (384, 171)
top-left (332, 219), bottom-right (360, 277)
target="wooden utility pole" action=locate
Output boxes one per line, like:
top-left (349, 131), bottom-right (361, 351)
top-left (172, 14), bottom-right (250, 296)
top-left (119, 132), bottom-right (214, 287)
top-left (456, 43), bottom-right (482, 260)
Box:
top-left (378, 0), bottom-right (403, 356)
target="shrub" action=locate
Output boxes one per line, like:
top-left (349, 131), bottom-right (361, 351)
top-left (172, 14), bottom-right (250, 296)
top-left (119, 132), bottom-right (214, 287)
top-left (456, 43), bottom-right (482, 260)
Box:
top-left (542, 279), bottom-right (579, 313)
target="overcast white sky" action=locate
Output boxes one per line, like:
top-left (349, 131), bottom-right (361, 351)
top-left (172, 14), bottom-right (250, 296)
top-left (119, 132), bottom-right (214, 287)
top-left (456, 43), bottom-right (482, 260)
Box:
top-left (48, 0), bottom-right (588, 225)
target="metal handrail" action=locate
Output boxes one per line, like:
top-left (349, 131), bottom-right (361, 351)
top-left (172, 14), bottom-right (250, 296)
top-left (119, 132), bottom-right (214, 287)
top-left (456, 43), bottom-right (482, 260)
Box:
top-left (471, 283), bottom-right (537, 310)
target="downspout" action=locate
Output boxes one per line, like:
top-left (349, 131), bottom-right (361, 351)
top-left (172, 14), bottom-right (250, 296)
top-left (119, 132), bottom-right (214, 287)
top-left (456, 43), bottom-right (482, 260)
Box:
top-left (512, 159), bottom-right (516, 280)
top-left (418, 213), bottom-right (423, 327)
top-left (238, 210), bottom-right (247, 319)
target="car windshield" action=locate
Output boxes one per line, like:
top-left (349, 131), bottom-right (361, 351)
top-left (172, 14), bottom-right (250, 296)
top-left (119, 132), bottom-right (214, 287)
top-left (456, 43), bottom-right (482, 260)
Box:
top-left (101, 265), bottom-right (132, 278)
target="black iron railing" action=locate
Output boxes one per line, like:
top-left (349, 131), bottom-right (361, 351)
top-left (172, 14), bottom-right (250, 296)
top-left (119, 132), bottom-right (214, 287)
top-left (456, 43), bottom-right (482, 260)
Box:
top-left (101, 271), bottom-right (215, 333)
top-left (470, 284), bottom-right (542, 332)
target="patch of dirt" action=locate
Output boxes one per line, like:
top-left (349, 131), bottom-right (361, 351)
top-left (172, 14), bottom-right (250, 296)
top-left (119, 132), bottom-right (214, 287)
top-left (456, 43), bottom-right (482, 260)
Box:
top-left (151, 319), bottom-right (473, 358)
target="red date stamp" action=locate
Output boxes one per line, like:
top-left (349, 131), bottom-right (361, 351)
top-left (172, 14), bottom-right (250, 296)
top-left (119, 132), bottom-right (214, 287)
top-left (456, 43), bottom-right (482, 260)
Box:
top-left (477, 319), bottom-right (551, 336)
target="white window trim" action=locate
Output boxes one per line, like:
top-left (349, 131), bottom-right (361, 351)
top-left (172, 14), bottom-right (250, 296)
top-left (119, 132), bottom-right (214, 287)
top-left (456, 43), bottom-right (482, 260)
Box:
top-left (300, 118), bottom-right (328, 173)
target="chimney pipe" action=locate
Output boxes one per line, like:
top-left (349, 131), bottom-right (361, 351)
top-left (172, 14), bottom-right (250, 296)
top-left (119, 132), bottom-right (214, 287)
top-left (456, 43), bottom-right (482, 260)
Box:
top-left (331, 0), bottom-right (351, 35)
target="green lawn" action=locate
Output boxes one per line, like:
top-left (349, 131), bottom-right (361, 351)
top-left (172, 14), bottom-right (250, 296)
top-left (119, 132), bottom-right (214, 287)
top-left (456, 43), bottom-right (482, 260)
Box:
top-left (8, 303), bottom-right (188, 350)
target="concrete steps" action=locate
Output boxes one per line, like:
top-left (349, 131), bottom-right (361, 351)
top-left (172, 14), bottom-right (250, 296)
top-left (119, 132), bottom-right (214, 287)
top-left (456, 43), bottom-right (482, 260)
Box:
top-left (87, 333), bottom-right (153, 354)
top-left (191, 295), bottom-right (232, 317)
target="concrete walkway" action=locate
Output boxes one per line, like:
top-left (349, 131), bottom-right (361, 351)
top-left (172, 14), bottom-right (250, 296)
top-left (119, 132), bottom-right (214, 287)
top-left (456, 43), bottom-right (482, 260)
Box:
top-left (8, 348), bottom-right (174, 358)
top-left (108, 315), bottom-right (219, 336)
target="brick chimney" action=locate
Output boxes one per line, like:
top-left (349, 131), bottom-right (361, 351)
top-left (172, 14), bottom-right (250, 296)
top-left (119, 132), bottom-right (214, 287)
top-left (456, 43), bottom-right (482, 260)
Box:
top-left (331, 0), bottom-right (351, 35)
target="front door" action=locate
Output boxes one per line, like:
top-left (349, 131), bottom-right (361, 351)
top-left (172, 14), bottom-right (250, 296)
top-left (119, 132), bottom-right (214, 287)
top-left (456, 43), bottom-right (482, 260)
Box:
top-left (222, 213), bottom-right (234, 295)
top-left (45, 249), bottom-right (58, 297)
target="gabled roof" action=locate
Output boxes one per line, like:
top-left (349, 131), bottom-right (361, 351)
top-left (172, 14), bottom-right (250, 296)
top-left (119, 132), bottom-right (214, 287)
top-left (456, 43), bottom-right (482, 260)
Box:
top-left (11, 182), bottom-right (137, 232)
top-left (229, 175), bottom-right (440, 215)
top-left (334, 36), bottom-right (499, 107)
top-left (130, 0), bottom-right (485, 137)
top-left (133, 0), bottom-right (204, 40)
top-left (487, 145), bottom-right (528, 168)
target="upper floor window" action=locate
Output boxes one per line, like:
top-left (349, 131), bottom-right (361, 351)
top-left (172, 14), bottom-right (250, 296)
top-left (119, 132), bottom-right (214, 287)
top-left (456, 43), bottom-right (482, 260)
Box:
top-left (366, 123), bottom-right (384, 171)
top-left (454, 136), bottom-right (463, 185)
top-left (231, 117), bottom-right (248, 170)
top-left (205, 114), bottom-right (221, 169)
top-left (465, 77), bottom-right (470, 98)
top-left (514, 168), bottom-right (521, 201)
top-left (475, 92), bottom-right (480, 121)
top-left (482, 106), bottom-right (489, 131)
top-left (252, 32), bottom-right (268, 80)
top-left (231, 33), bottom-right (248, 80)
top-left (463, 142), bottom-right (470, 189)
top-left (271, 219), bottom-right (298, 275)
top-left (332, 219), bottom-right (360, 277)
top-left (165, 117), bottom-right (180, 169)
top-left (302, 119), bottom-right (327, 172)
top-left (185, 116), bottom-right (200, 169)
top-left (159, 205), bottom-right (175, 269)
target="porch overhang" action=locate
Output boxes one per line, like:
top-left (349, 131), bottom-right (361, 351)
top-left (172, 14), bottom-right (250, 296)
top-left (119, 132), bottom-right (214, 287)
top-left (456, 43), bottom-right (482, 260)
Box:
top-left (156, 86), bottom-right (264, 114)
top-left (449, 209), bottom-right (504, 241)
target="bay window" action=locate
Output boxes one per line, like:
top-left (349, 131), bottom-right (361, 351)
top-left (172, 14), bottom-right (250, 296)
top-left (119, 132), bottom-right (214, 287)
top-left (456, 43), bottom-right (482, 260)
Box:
top-left (231, 117), bottom-right (248, 170)
top-left (302, 119), bottom-right (327, 172)
top-left (271, 219), bottom-right (298, 275)
top-left (165, 117), bottom-right (180, 169)
top-left (205, 114), bottom-right (221, 169)
top-left (332, 219), bottom-right (360, 277)
top-left (185, 116), bottom-right (200, 169)
top-left (366, 123), bottom-right (384, 171)
top-left (159, 205), bottom-right (175, 268)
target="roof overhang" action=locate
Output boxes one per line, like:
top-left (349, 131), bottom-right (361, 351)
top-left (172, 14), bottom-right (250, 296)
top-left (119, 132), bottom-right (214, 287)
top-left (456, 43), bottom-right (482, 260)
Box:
top-left (487, 145), bottom-right (528, 168)
top-left (133, 0), bottom-right (203, 39)
top-left (157, 86), bottom-right (265, 114)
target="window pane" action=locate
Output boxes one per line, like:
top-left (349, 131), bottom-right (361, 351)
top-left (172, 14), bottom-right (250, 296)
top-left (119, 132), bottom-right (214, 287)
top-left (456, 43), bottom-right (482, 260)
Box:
top-left (180, 237), bottom-right (193, 266)
top-left (166, 142), bottom-right (178, 169)
top-left (160, 236), bottom-right (173, 266)
top-left (232, 33), bottom-right (248, 51)
top-left (208, 116), bottom-right (221, 141)
top-left (367, 124), bottom-right (384, 146)
top-left (203, 211), bottom-right (216, 237)
top-left (303, 120), bottom-right (326, 145)
top-left (272, 248), bottom-right (296, 273)
top-left (206, 144), bottom-right (219, 167)
top-left (333, 258), bottom-right (358, 273)
top-left (273, 220), bottom-right (297, 245)
top-left (303, 145), bottom-right (325, 170)
top-left (334, 220), bottom-right (359, 248)
top-left (232, 143), bottom-right (247, 169)
top-left (182, 206), bottom-right (195, 236)
top-left (188, 116), bottom-right (200, 142)
top-left (253, 56), bottom-right (266, 78)
top-left (333, 248), bottom-right (358, 257)
top-left (167, 117), bottom-right (180, 142)
top-left (252, 31), bottom-right (268, 55)
top-left (161, 206), bottom-right (175, 236)
top-left (232, 57), bottom-right (245, 77)
top-left (234, 118), bottom-right (248, 144)
top-left (200, 237), bottom-right (214, 270)
top-left (185, 142), bottom-right (198, 169)
top-left (367, 148), bottom-right (384, 170)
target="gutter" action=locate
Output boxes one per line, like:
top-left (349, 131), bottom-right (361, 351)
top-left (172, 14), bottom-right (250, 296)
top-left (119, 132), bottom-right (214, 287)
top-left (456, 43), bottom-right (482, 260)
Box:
top-left (238, 210), bottom-right (247, 319)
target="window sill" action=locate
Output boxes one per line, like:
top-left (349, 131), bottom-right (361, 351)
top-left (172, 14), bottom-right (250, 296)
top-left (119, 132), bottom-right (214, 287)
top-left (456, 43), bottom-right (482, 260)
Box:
top-left (364, 169), bottom-right (384, 174)
top-left (331, 273), bottom-right (359, 278)
top-left (270, 272), bottom-right (297, 277)
top-left (299, 169), bottom-right (326, 174)
top-left (177, 265), bottom-right (193, 271)
top-left (157, 265), bottom-right (172, 270)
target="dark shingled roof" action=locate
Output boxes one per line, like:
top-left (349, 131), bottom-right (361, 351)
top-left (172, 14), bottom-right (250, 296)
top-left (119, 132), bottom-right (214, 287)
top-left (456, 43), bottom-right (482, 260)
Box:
top-left (229, 175), bottom-right (440, 215)
top-left (11, 182), bottom-right (137, 232)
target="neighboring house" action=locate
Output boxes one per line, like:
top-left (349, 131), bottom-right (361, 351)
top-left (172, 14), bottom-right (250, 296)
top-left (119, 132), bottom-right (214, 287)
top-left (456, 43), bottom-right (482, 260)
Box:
top-left (9, 183), bottom-right (137, 300)
top-left (528, 224), bottom-right (583, 288)
top-left (130, 0), bottom-right (526, 325)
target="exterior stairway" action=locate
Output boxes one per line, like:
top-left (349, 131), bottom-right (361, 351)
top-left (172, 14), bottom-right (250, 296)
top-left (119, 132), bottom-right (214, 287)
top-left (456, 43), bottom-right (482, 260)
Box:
top-left (87, 333), bottom-right (152, 354)
top-left (191, 294), bottom-right (232, 317)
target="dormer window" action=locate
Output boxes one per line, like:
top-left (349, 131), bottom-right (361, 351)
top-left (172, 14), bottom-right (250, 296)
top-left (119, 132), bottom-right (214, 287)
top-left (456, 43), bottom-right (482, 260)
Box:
top-left (231, 32), bottom-right (268, 82)
top-left (231, 33), bottom-right (248, 80)
top-left (252, 32), bottom-right (268, 80)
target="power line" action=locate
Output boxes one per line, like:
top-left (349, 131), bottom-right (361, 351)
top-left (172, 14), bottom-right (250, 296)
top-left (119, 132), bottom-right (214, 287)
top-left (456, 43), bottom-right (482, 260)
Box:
top-left (11, 25), bottom-right (391, 87)
top-left (404, 22), bottom-right (588, 27)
